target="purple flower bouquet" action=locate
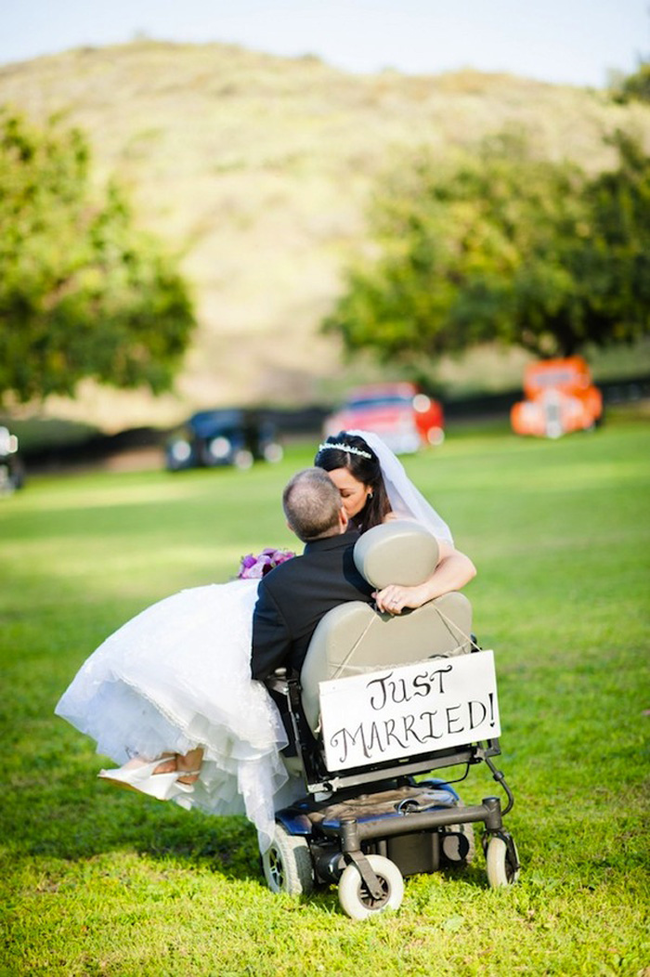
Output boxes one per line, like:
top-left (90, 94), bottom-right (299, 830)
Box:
top-left (237, 547), bottom-right (296, 579)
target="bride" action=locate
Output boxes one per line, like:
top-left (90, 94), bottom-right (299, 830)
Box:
top-left (55, 430), bottom-right (475, 850)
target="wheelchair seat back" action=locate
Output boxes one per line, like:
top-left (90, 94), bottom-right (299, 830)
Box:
top-left (300, 520), bottom-right (473, 734)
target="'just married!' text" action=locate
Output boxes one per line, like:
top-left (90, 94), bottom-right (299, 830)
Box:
top-left (319, 650), bottom-right (501, 770)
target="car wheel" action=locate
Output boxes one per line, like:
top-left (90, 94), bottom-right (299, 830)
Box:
top-left (263, 443), bottom-right (284, 463)
top-left (233, 449), bottom-right (254, 470)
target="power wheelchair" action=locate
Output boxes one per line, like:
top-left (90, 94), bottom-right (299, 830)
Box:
top-left (262, 520), bottom-right (519, 919)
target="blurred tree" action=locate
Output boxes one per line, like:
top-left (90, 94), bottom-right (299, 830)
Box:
top-left (576, 130), bottom-right (650, 349)
top-left (610, 61), bottom-right (650, 104)
top-left (324, 131), bottom-right (649, 363)
top-left (0, 111), bottom-right (195, 403)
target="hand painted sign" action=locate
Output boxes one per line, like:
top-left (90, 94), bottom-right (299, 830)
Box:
top-left (319, 650), bottom-right (500, 771)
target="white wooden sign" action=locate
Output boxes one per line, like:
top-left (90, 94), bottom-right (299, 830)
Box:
top-left (319, 650), bottom-right (501, 771)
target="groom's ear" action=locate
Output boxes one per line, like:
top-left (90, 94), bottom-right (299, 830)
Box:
top-left (338, 507), bottom-right (349, 533)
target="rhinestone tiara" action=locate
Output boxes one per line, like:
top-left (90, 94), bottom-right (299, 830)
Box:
top-left (317, 441), bottom-right (372, 459)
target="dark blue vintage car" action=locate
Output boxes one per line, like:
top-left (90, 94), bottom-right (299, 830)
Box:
top-left (164, 409), bottom-right (283, 472)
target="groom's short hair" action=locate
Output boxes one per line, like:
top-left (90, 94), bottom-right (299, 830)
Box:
top-left (283, 468), bottom-right (342, 542)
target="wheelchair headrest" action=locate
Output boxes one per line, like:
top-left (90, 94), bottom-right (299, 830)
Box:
top-left (353, 519), bottom-right (439, 589)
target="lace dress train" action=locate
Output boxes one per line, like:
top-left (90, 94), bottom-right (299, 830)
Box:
top-left (55, 578), bottom-right (293, 850)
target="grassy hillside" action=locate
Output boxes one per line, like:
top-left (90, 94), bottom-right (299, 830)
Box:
top-left (1, 40), bottom-right (649, 431)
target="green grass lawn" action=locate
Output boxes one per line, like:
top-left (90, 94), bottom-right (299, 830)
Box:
top-left (1, 418), bottom-right (649, 976)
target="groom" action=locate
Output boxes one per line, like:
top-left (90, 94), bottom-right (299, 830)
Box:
top-left (251, 467), bottom-right (374, 682)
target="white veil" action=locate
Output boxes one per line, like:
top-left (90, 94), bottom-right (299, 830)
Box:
top-left (348, 429), bottom-right (454, 544)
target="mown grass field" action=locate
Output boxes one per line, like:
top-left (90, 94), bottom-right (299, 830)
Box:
top-left (1, 416), bottom-right (649, 976)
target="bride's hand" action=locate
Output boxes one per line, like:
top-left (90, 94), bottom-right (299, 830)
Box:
top-left (373, 583), bottom-right (428, 615)
top-left (374, 546), bottom-right (476, 615)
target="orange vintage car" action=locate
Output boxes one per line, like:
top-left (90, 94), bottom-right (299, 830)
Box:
top-left (510, 357), bottom-right (603, 439)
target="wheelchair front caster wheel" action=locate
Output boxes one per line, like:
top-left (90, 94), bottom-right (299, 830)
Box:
top-left (262, 823), bottom-right (314, 896)
top-left (338, 855), bottom-right (404, 920)
top-left (485, 835), bottom-right (520, 887)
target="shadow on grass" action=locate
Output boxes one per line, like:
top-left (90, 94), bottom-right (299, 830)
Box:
top-left (9, 765), bottom-right (510, 899)
top-left (7, 764), bottom-right (264, 883)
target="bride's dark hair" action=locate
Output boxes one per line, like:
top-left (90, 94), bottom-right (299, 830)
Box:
top-left (314, 431), bottom-right (391, 532)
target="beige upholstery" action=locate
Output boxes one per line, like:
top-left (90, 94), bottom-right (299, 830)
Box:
top-left (353, 520), bottom-right (439, 588)
top-left (300, 521), bottom-right (473, 733)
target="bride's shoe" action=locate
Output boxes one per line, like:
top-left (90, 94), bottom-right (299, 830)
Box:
top-left (175, 748), bottom-right (204, 788)
top-left (176, 770), bottom-right (202, 788)
top-left (98, 757), bottom-right (199, 801)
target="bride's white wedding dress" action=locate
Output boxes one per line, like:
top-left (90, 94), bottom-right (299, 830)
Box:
top-left (55, 578), bottom-right (294, 850)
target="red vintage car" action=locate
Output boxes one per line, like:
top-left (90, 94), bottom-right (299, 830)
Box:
top-left (510, 357), bottom-right (603, 439)
top-left (323, 383), bottom-right (445, 455)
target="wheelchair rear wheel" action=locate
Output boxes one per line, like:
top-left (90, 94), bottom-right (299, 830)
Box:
top-left (338, 855), bottom-right (404, 920)
top-left (262, 824), bottom-right (314, 896)
top-left (441, 821), bottom-right (476, 866)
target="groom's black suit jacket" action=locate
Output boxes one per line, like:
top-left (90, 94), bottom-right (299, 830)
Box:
top-left (251, 530), bottom-right (374, 682)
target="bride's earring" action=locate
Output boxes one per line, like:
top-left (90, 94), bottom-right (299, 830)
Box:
top-left (367, 491), bottom-right (374, 501)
